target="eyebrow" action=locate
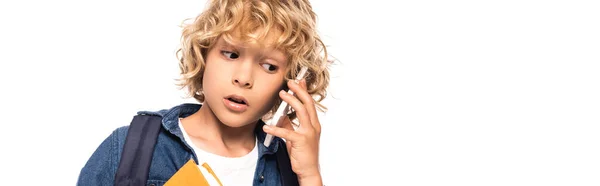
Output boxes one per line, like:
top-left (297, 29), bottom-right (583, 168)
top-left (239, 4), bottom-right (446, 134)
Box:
top-left (218, 39), bottom-right (287, 64)
top-left (218, 39), bottom-right (237, 49)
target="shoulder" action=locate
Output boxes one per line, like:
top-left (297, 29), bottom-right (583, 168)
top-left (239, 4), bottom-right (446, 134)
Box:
top-left (77, 125), bottom-right (131, 185)
top-left (110, 126), bottom-right (132, 166)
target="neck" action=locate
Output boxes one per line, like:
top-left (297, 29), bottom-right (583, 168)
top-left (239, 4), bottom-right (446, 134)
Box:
top-left (181, 103), bottom-right (256, 157)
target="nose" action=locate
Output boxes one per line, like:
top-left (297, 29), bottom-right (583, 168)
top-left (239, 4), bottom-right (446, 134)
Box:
top-left (232, 63), bottom-right (253, 88)
top-left (233, 78), bottom-right (252, 88)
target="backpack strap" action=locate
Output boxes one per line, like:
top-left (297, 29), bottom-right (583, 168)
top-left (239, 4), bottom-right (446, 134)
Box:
top-left (114, 115), bottom-right (163, 186)
top-left (275, 140), bottom-right (300, 186)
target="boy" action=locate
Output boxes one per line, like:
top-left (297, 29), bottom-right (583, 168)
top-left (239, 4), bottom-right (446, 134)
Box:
top-left (77, 0), bottom-right (330, 185)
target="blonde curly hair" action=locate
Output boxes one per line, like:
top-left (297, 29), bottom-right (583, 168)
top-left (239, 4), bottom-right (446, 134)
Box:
top-left (176, 0), bottom-right (330, 120)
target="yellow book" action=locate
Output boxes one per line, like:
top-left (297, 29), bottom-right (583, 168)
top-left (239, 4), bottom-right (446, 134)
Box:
top-left (165, 159), bottom-right (223, 186)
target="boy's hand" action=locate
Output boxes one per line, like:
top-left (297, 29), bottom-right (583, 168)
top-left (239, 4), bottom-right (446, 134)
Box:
top-left (263, 79), bottom-right (323, 185)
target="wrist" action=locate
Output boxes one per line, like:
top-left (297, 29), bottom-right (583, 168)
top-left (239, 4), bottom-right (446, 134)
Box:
top-left (298, 169), bottom-right (322, 186)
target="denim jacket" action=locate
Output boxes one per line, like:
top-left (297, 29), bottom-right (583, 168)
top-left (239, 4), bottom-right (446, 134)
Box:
top-left (77, 103), bottom-right (288, 186)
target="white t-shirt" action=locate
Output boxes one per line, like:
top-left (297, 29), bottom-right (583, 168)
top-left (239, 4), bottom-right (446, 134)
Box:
top-left (178, 118), bottom-right (258, 186)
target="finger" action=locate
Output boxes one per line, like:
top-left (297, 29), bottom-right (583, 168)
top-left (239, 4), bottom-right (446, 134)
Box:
top-left (301, 79), bottom-right (321, 133)
top-left (263, 124), bottom-right (300, 142)
top-left (279, 89), bottom-right (313, 132)
top-left (287, 79), bottom-right (320, 131)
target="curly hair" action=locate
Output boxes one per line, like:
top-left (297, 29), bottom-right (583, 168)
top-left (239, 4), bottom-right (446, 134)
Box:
top-left (176, 0), bottom-right (330, 120)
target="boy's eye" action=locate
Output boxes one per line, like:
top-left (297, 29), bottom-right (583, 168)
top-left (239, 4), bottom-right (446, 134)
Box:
top-left (221, 51), bottom-right (239, 59)
top-left (261, 63), bottom-right (278, 72)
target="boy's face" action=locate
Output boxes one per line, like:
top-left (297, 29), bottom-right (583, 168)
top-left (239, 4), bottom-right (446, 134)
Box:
top-left (202, 36), bottom-right (288, 128)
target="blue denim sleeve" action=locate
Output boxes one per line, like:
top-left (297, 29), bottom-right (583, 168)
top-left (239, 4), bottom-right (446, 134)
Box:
top-left (77, 127), bottom-right (127, 186)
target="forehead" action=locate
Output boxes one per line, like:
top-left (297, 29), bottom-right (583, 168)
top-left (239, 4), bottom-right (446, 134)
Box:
top-left (220, 28), bottom-right (285, 52)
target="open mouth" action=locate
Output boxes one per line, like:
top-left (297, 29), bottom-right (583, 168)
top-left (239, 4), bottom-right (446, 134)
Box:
top-left (225, 95), bottom-right (248, 105)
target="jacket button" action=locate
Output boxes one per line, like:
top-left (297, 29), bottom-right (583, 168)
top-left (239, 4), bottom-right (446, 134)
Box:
top-left (259, 174), bottom-right (265, 182)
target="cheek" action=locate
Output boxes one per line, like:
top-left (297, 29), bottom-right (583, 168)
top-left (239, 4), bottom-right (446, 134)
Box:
top-left (260, 88), bottom-right (282, 115)
top-left (204, 62), bottom-right (231, 85)
top-left (202, 70), bottom-right (215, 90)
top-left (258, 78), bottom-right (285, 106)
top-left (201, 65), bottom-right (225, 97)
top-left (266, 89), bottom-right (280, 104)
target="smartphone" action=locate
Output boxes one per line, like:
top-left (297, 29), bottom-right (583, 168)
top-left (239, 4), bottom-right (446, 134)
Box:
top-left (264, 66), bottom-right (309, 147)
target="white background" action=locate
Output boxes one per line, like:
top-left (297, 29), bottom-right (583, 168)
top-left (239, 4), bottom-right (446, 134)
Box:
top-left (1, 0), bottom-right (599, 185)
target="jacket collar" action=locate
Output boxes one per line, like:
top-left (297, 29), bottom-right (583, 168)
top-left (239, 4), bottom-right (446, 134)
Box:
top-left (137, 103), bottom-right (281, 163)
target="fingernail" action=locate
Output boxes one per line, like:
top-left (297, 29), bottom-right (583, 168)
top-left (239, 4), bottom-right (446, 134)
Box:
top-left (263, 125), bottom-right (271, 130)
top-left (279, 90), bottom-right (286, 95)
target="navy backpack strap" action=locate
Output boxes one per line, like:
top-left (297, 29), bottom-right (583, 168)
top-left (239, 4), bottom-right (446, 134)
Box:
top-left (114, 115), bottom-right (163, 186)
top-left (276, 140), bottom-right (300, 186)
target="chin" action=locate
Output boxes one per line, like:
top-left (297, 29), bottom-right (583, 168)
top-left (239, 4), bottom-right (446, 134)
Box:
top-left (216, 112), bottom-right (259, 129)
